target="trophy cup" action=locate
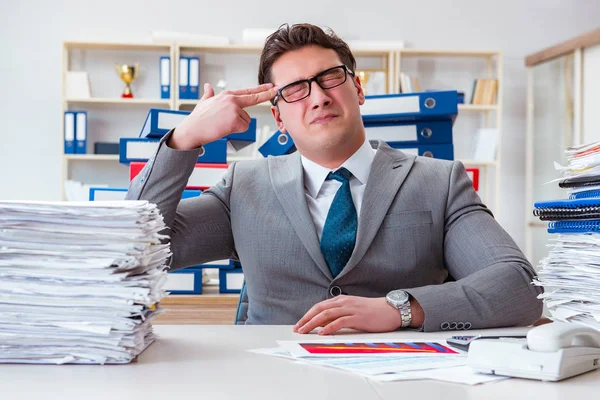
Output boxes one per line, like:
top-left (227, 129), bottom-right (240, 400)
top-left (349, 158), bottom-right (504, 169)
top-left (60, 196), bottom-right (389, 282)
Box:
top-left (115, 63), bottom-right (139, 98)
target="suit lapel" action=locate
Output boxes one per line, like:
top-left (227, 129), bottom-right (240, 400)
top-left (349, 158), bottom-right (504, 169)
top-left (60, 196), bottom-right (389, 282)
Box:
top-left (336, 141), bottom-right (416, 280)
top-left (268, 153), bottom-right (333, 280)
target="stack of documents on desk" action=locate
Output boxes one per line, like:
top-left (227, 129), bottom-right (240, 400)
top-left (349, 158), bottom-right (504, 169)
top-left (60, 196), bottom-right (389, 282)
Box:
top-left (533, 233), bottom-right (600, 330)
top-left (249, 338), bottom-right (507, 385)
top-left (554, 141), bottom-right (600, 182)
top-left (533, 141), bottom-right (600, 331)
top-left (0, 200), bottom-right (170, 364)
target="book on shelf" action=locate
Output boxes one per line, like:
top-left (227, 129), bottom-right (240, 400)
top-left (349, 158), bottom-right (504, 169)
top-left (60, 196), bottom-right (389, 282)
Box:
top-left (399, 72), bottom-right (420, 93)
top-left (470, 78), bottom-right (498, 105)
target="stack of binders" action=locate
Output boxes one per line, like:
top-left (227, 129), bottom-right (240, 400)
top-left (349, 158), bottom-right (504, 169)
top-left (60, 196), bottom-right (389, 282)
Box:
top-left (360, 90), bottom-right (457, 160)
top-left (532, 141), bottom-right (600, 330)
top-left (259, 130), bottom-right (295, 157)
top-left (158, 55), bottom-right (201, 100)
top-left (260, 91), bottom-right (457, 160)
top-left (63, 111), bottom-right (88, 154)
top-left (122, 108), bottom-right (256, 191)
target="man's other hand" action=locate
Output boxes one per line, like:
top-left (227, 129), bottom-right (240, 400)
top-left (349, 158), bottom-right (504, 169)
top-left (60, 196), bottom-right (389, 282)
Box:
top-left (293, 295), bottom-right (400, 335)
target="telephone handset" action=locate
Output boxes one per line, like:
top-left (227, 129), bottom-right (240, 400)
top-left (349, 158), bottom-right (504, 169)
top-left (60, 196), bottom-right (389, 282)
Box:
top-left (526, 321), bottom-right (600, 352)
top-left (467, 321), bottom-right (600, 381)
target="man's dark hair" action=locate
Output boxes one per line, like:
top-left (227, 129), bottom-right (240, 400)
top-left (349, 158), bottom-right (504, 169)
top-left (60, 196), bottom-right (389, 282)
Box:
top-left (258, 23), bottom-right (356, 86)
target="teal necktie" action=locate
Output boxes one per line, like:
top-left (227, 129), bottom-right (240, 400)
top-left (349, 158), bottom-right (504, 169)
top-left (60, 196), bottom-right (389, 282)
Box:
top-left (319, 167), bottom-right (357, 278)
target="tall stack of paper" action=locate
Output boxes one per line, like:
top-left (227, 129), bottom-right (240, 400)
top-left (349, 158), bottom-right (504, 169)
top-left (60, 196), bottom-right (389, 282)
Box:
top-left (533, 141), bottom-right (600, 331)
top-left (0, 200), bottom-right (171, 364)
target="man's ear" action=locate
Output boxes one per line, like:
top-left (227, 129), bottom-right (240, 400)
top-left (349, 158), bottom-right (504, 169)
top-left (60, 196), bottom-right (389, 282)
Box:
top-left (353, 74), bottom-right (365, 105)
top-left (271, 104), bottom-right (287, 133)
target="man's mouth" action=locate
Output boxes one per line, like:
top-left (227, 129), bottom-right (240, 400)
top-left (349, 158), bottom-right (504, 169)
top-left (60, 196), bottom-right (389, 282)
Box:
top-left (311, 114), bottom-right (338, 124)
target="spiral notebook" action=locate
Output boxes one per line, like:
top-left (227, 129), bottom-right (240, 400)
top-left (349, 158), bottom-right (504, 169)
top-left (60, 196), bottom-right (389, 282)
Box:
top-left (548, 220), bottom-right (600, 233)
top-left (533, 198), bottom-right (600, 221)
top-left (569, 189), bottom-right (600, 199)
top-left (559, 176), bottom-right (600, 189)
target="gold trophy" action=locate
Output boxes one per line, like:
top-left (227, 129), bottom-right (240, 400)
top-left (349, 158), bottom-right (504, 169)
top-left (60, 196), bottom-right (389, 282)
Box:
top-left (115, 63), bottom-right (139, 98)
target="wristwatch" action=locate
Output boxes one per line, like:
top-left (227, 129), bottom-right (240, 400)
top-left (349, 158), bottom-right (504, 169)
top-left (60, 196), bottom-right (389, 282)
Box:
top-left (386, 290), bottom-right (412, 328)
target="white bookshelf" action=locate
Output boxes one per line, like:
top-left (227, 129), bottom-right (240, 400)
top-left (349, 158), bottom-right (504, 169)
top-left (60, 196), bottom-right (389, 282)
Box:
top-left (60, 41), bottom-right (502, 212)
top-left (66, 98), bottom-right (170, 105)
top-left (394, 49), bottom-right (503, 217)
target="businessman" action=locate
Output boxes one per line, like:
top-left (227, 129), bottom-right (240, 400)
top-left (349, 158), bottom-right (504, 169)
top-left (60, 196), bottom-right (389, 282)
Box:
top-left (126, 23), bottom-right (542, 334)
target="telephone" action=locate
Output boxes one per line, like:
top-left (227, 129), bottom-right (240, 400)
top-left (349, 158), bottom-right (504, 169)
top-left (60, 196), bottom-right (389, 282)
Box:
top-left (466, 321), bottom-right (600, 381)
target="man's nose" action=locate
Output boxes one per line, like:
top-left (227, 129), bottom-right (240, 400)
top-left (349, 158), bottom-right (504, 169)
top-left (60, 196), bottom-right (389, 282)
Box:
top-left (309, 82), bottom-right (332, 109)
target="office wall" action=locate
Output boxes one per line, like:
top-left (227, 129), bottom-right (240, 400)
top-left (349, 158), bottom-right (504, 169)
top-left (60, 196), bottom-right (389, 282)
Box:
top-left (1, 0), bottom-right (599, 251)
top-left (583, 44), bottom-right (600, 144)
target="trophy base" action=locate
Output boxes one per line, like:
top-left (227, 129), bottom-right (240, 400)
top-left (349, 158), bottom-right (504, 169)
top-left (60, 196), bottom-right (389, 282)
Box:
top-left (121, 93), bottom-right (134, 99)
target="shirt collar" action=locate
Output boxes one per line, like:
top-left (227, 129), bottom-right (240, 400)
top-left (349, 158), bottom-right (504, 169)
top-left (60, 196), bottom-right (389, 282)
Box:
top-left (301, 139), bottom-right (375, 198)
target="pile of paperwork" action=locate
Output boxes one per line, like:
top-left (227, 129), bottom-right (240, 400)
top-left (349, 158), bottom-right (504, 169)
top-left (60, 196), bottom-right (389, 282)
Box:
top-left (0, 200), bottom-right (170, 364)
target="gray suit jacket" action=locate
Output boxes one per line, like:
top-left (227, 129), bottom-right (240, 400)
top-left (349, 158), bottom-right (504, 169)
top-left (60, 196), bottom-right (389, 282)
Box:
top-left (126, 131), bottom-right (543, 331)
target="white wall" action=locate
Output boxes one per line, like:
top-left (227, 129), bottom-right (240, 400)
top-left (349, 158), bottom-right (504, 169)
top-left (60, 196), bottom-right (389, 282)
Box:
top-left (583, 43), bottom-right (600, 144)
top-left (1, 0), bottom-right (599, 251)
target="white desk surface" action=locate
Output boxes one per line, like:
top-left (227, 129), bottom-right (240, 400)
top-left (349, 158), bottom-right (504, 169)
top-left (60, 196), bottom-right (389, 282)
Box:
top-left (1, 325), bottom-right (599, 399)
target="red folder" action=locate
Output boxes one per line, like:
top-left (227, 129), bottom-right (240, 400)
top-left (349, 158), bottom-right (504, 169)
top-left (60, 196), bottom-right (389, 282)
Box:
top-left (466, 167), bottom-right (480, 191)
top-left (130, 162), bottom-right (228, 190)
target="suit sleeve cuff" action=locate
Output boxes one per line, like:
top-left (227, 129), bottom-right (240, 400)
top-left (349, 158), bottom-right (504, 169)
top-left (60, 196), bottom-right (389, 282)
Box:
top-left (161, 129), bottom-right (204, 154)
top-left (403, 286), bottom-right (451, 332)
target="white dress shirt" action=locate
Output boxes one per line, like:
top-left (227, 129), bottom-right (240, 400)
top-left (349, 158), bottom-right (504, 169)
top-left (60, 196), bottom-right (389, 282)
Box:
top-left (301, 139), bottom-right (376, 241)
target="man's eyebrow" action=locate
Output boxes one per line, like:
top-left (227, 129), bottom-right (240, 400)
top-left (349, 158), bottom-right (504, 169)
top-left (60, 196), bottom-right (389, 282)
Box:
top-left (278, 66), bottom-right (340, 86)
top-left (281, 75), bottom-right (309, 86)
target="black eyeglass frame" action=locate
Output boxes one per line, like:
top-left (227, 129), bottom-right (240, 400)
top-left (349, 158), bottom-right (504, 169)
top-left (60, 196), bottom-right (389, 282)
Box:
top-left (272, 65), bottom-right (354, 105)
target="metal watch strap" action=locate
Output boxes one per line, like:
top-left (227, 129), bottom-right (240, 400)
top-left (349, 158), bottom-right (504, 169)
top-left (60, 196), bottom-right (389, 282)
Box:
top-left (399, 302), bottom-right (412, 328)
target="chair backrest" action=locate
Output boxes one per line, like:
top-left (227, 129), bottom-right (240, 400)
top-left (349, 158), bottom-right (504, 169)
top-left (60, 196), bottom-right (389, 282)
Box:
top-left (235, 281), bottom-right (249, 325)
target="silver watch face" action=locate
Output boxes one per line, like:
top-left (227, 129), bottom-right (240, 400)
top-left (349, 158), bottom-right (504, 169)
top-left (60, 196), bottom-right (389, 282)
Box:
top-left (388, 290), bottom-right (409, 305)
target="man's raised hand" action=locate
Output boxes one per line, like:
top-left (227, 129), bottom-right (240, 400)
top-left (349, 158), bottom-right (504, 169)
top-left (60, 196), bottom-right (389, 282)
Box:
top-left (169, 83), bottom-right (278, 150)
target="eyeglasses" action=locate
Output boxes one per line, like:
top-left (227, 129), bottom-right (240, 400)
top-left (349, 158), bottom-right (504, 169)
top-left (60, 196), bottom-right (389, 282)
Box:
top-left (273, 65), bottom-right (354, 105)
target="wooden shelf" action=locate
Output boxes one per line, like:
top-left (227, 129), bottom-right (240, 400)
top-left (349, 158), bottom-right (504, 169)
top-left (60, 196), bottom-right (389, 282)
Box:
top-left (177, 100), bottom-right (198, 106)
top-left (66, 98), bottom-right (171, 106)
top-left (64, 41), bottom-right (170, 51)
top-left (154, 285), bottom-right (240, 325)
top-left (179, 43), bottom-right (263, 53)
top-left (525, 27), bottom-right (600, 67)
top-left (399, 49), bottom-right (499, 58)
top-left (458, 104), bottom-right (498, 112)
top-left (178, 100), bottom-right (272, 108)
top-left (178, 43), bottom-right (393, 57)
top-left (528, 220), bottom-right (547, 228)
top-left (64, 154), bottom-right (119, 161)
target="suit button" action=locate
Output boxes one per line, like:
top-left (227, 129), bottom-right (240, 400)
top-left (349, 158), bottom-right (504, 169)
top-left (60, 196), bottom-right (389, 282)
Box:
top-left (464, 322), bottom-right (472, 330)
top-left (329, 286), bottom-right (342, 297)
top-left (440, 321), bottom-right (449, 330)
top-left (449, 322), bottom-right (457, 330)
top-left (456, 322), bottom-right (465, 330)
